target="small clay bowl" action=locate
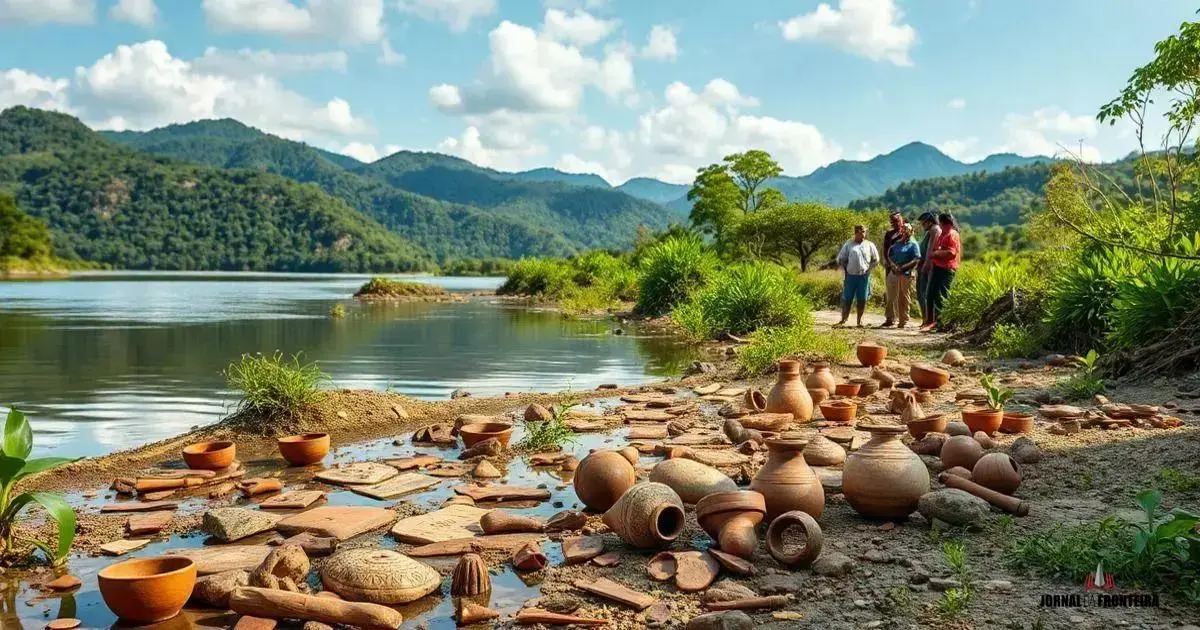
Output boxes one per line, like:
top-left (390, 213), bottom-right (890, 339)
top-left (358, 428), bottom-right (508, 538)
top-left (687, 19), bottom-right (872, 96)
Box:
top-left (905, 414), bottom-right (947, 440)
top-left (459, 422), bottom-right (515, 448)
top-left (851, 378), bottom-right (878, 396)
top-left (278, 432), bottom-right (331, 466)
top-left (856, 342), bottom-right (888, 367)
top-left (1000, 412), bottom-right (1035, 434)
top-left (910, 364), bottom-right (950, 389)
top-left (834, 383), bottom-right (861, 397)
top-left (181, 441), bottom-right (235, 470)
top-left (819, 400), bottom-right (857, 423)
top-left (98, 556), bottom-right (196, 624)
top-left (962, 407), bottom-right (1004, 436)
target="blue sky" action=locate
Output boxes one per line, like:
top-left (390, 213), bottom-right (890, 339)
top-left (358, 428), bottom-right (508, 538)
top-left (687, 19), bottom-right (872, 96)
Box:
top-left (0, 0), bottom-right (1195, 184)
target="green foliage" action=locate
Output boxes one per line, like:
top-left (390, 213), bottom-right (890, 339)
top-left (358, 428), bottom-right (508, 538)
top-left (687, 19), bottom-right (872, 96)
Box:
top-left (354, 277), bottom-right (445, 298)
top-left (986, 323), bottom-right (1044, 359)
top-left (1061, 350), bottom-right (1105, 400)
top-left (850, 162), bottom-right (1054, 227)
top-left (1107, 237), bottom-right (1200, 350)
top-left (498, 252), bottom-right (638, 313)
top-left (224, 352), bottom-right (326, 428)
top-left (518, 403), bottom-right (577, 451)
top-left (0, 409), bottom-right (78, 565)
top-left (1043, 248), bottom-right (1133, 352)
top-left (1152, 468), bottom-right (1200, 494)
top-left (979, 373), bottom-right (1013, 410)
top-left (439, 257), bottom-right (512, 276)
top-left (937, 540), bottom-right (974, 618)
top-left (939, 255), bottom-right (1045, 331)
top-left (0, 193), bottom-right (52, 260)
top-left (738, 324), bottom-right (851, 376)
top-left (687, 151), bottom-right (785, 251)
top-left (673, 262), bottom-right (812, 338)
top-left (635, 235), bottom-right (718, 317)
top-left (731, 202), bottom-right (860, 271)
top-left (498, 258), bottom-right (574, 298)
top-left (328, 304), bottom-right (346, 319)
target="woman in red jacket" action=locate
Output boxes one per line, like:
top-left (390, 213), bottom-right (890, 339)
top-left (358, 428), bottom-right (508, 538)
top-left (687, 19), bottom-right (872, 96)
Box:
top-left (920, 212), bottom-right (961, 332)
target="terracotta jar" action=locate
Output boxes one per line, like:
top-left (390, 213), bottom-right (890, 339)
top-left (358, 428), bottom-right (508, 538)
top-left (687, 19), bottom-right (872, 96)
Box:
top-left (649, 458), bottom-right (737, 504)
top-left (97, 556), bottom-right (197, 624)
top-left (805, 361), bottom-right (837, 394)
top-left (856, 342), bottom-right (888, 367)
top-left (807, 388), bottom-right (829, 406)
top-left (695, 490), bottom-right (767, 559)
top-left (971, 452), bottom-right (1022, 494)
top-left (843, 423), bottom-right (930, 519)
top-left (749, 437), bottom-right (825, 520)
top-left (1000, 411), bottom-right (1035, 434)
top-left (961, 407), bottom-right (1004, 436)
top-left (802, 434), bottom-right (846, 466)
top-left (766, 360), bottom-right (813, 422)
top-left (765, 510), bottom-right (824, 568)
top-left (574, 450), bottom-right (637, 512)
top-left (602, 482), bottom-right (685, 549)
top-left (278, 433), bottom-right (330, 466)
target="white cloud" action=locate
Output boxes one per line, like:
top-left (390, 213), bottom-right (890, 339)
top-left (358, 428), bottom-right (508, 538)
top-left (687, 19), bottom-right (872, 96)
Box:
top-left (437, 124), bottom-right (546, 171)
top-left (378, 40), bottom-right (406, 66)
top-left (193, 47), bottom-right (348, 76)
top-left (937, 137), bottom-right (979, 162)
top-left (0, 0), bottom-right (93, 24)
top-left (340, 141), bottom-right (400, 162)
top-left (0, 69), bottom-right (72, 112)
top-left (947, 97), bottom-right (966, 110)
top-left (429, 84), bottom-right (462, 109)
top-left (543, 0), bottom-right (606, 8)
top-left (397, 0), bottom-right (495, 32)
top-left (542, 8), bottom-right (616, 46)
top-left (1000, 107), bottom-right (1101, 161)
top-left (201, 0), bottom-right (385, 43)
top-left (779, 0), bottom-right (916, 66)
top-left (109, 0), bottom-right (155, 27)
top-left (641, 25), bottom-right (677, 61)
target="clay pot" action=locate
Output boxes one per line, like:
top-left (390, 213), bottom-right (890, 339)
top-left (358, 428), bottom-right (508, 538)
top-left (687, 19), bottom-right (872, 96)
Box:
top-left (834, 383), bottom-right (861, 397)
top-left (574, 450), bottom-right (637, 512)
top-left (98, 556), bottom-right (197, 624)
top-left (910, 364), bottom-right (950, 390)
top-left (450, 553), bottom-right (491, 596)
top-left (277, 433), bottom-right (330, 466)
top-left (805, 362), bottom-right (837, 394)
top-left (766, 360), bottom-right (814, 422)
top-left (818, 400), bottom-right (857, 424)
top-left (182, 441), bottom-right (235, 470)
top-left (842, 423), bottom-right (930, 519)
top-left (618, 447), bottom-right (640, 466)
top-left (807, 388), bottom-right (829, 406)
top-left (1000, 412), bottom-right (1035, 434)
top-left (905, 414), bottom-right (947, 440)
top-left (971, 453), bottom-right (1022, 494)
top-left (945, 422), bottom-right (971, 437)
top-left (802, 435), bottom-right (846, 466)
top-left (749, 437), bottom-right (825, 520)
top-left (743, 389), bottom-right (767, 412)
top-left (765, 510), bottom-right (824, 568)
top-left (649, 458), bottom-right (737, 504)
top-left (961, 407), bottom-right (1004, 436)
top-left (459, 422), bottom-right (514, 448)
top-left (856, 342), bottom-right (888, 367)
top-left (940, 435), bottom-right (984, 469)
top-left (851, 378), bottom-right (879, 397)
top-left (695, 491), bottom-right (767, 559)
top-left (602, 482), bottom-right (685, 549)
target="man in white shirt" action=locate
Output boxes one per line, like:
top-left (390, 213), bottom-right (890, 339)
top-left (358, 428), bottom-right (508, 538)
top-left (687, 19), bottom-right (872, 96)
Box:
top-left (835, 224), bottom-right (880, 327)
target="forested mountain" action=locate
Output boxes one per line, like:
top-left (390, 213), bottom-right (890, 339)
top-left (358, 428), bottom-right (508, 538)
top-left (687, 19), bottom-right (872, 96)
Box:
top-left (617, 178), bottom-right (691, 204)
top-left (0, 107), bottom-right (433, 272)
top-left (507, 167), bottom-right (610, 188)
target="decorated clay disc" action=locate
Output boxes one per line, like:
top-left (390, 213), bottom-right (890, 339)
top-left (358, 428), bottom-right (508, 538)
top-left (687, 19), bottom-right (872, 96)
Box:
top-left (321, 548), bottom-right (440, 604)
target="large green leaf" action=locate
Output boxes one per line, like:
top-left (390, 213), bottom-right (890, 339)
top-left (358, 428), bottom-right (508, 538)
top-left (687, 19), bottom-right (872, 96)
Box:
top-left (17, 457), bottom-right (76, 480)
top-left (6, 492), bottom-right (76, 562)
top-left (3, 409), bottom-right (32, 460)
top-left (0, 455), bottom-right (23, 487)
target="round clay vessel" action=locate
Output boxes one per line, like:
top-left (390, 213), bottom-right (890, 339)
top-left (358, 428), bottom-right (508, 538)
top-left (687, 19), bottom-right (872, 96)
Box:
top-left (744, 389), bottom-right (767, 412)
top-left (749, 437), bottom-right (825, 520)
top-left (910, 364), bottom-right (950, 390)
top-left (602, 482), bottom-right (685, 549)
top-left (766, 360), bottom-right (814, 422)
top-left (1000, 412), bottom-right (1035, 434)
top-left (805, 361), bottom-right (837, 394)
top-left (818, 400), bottom-right (857, 424)
top-left (695, 490), bottom-right (767, 559)
top-left (856, 342), bottom-right (888, 367)
top-left (940, 435), bottom-right (984, 469)
top-left (807, 388), bottom-right (829, 406)
top-left (450, 553), bottom-right (491, 596)
top-left (766, 510), bottom-right (824, 568)
top-left (942, 349), bottom-right (965, 366)
top-left (842, 423), bottom-right (930, 518)
top-left (851, 378), bottom-right (879, 397)
top-left (181, 441), bottom-right (235, 470)
top-left (945, 421), bottom-right (971, 436)
top-left (321, 548), bottom-right (440, 604)
top-left (459, 422), bottom-right (514, 448)
top-left (574, 450), bottom-right (637, 512)
top-left (618, 446), bottom-right (640, 466)
top-left (961, 407), bottom-right (1004, 436)
top-left (97, 556), bottom-right (197, 624)
top-left (905, 414), bottom-right (947, 440)
top-left (971, 452), bottom-right (1022, 494)
top-left (834, 383), bottom-right (861, 397)
top-left (649, 458), bottom-right (737, 504)
top-left (277, 433), bottom-right (330, 466)
top-left (802, 434), bottom-right (846, 466)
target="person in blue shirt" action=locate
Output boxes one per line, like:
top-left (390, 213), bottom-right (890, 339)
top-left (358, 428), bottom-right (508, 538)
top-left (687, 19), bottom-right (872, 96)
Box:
top-left (886, 224), bottom-right (921, 329)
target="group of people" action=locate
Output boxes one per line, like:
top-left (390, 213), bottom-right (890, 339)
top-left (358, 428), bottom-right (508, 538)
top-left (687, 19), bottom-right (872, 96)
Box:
top-left (834, 211), bottom-right (961, 331)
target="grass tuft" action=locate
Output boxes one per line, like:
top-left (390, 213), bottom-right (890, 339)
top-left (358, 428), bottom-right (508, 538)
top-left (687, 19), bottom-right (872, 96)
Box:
top-left (354, 276), bottom-right (445, 298)
top-left (738, 324), bottom-right (850, 376)
top-left (518, 403), bottom-right (577, 451)
top-left (224, 351), bottom-right (326, 432)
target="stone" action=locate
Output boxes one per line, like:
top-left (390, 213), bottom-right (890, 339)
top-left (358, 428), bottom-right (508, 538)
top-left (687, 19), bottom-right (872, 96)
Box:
top-left (544, 510), bottom-right (587, 532)
top-left (811, 551), bottom-right (854, 577)
top-left (193, 570), bottom-right (250, 608)
top-left (917, 490), bottom-right (990, 527)
top-left (166, 546), bottom-right (273, 575)
top-left (314, 462), bottom-right (399, 486)
top-left (451, 388), bottom-right (470, 399)
top-left (539, 593), bottom-right (582, 613)
top-left (928, 577), bottom-right (963, 592)
top-left (562, 536), bottom-right (605, 564)
top-left (945, 422), bottom-right (970, 437)
top-left (204, 508), bottom-right (283, 542)
top-left (352, 472), bottom-right (439, 500)
top-left (389, 504), bottom-right (489, 544)
top-left (391, 405), bottom-right (408, 420)
top-left (250, 545), bottom-right (310, 592)
top-left (43, 575), bottom-right (81, 591)
top-left (685, 611), bottom-right (753, 630)
top-left (275, 506), bottom-right (396, 541)
top-left (702, 580), bottom-right (758, 603)
top-left (46, 619), bottom-right (81, 630)
top-left (281, 533), bottom-right (338, 557)
top-left (259, 490), bottom-right (326, 510)
top-left (645, 602), bottom-right (673, 628)
top-left (685, 361), bottom-right (717, 376)
top-left (320, 548), bottom-right (440, 604)
top-left (126, 511), bottom-right (173, 536)
top-left (753, 574), bottom-right (804, 596)
top-left (473, 460), bottom-right (502, 479)
top-left (862, 549), bottom-right (892, 564)
top-left (100, 538), bottom-right (151, 556)
top-left (979, 579), bottom-right (1014, 592)
top-left (234, 616), bottom-right (277, 630)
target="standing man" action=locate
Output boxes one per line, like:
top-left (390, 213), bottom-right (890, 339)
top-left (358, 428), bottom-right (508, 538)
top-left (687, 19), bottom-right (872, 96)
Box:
top-left (921, 212), bottom-right (961, 333)
top-left (887, 224), bottom-right (921, 328)
top-left (836, 224), bottom-right (880, 328)
top-left (916, 211), bottom-right (942, 328)
top-left (880, 211), bottom-right (904, 328)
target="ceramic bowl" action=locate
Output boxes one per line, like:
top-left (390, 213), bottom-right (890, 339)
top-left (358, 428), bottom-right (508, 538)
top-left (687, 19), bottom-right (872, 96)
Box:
top-left (910, 364), bottom-right (950, 390)
top-left (459, 422), bottom-right (515, 448)
top-left (181, 441), bottom-right (235, 470)
top-left (818, 400), bottom-right (857, 423)
top-left (278, 432), bottom-right (331, 466)
top-left (98, 556), bottom-right (196, 624)
top-left (905, 414), bottom-right (947, 440)
top-left (961, 407), bottom-right (1004, 436)
top-left (834, 383), bottom-right (862, 397)
top-left (856, 342), bottom-right (888, 367)
top-left (1000, 412), bottom-right (1035, 434)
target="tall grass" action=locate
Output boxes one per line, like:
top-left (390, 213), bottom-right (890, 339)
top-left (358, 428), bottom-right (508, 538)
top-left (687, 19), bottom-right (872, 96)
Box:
top-left (225, 352), bottom-right (326, 430)
top-left (795, 269), bottom-right (886, 309)
top-left (939, 255), bottom-right (1046, 331)
top-left (1107, 246), bottom-right (1200, 350)
top-left (497, 258), bottom-right (574, 297)
top-left (673, 262), bottom-right (811, 338)
top-left (738, 324), bottom-right (850, 376)
top-left (635, 234), bottom-right (719, 317)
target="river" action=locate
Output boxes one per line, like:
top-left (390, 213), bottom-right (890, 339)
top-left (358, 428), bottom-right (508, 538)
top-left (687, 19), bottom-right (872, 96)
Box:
top-left (0, 272), bottom-right (695, 457)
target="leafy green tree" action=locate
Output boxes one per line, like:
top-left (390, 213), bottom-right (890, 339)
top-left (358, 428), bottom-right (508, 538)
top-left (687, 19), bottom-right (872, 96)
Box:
top-left (731, 202), bottom-right (858, 271)
top-left (686, 150), bottom-right (785, 249)
top-left (0, 193), bottom-right (52, 260)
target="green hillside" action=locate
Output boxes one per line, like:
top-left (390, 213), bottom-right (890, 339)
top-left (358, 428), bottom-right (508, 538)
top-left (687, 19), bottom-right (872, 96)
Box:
top-left (617, 177), bottom-right (690, 204)
top-left (507, 167), bottom-right (610, 188)
top-left (0, 107), bottom-right (433, 272)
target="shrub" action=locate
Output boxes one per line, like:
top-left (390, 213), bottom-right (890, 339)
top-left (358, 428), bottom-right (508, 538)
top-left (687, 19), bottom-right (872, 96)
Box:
top-left (329, 304), bottom-right (346, 319)
top-left (1061, 350), bottom-right (1105, 400)
top-left (225, 352), bottom-right (326, 429)
top-left (497, 258), bottom-right (574, 297)
top-left (1107, 242), bottom-right (1200, 350)
top-left (1043, 248), bottom-right (1135, 352)
top-left (795, 269), bottom-right (886, 310)
top-left (0, 408), bottom-right (77, 565)
top-left (354, 276), bottom-right (445, 298)
top-left (673, 262), bottom-right (812, 338)
top-left (635, 235), bottom-right (719, 317)
top-left (986, 323), bottom-right (1044, 359)
top-left (738, 324), bottom-right (850, 376)
top-left (518, 403), bottom-right (577, 451)
top-left (940, 255), bottom-right (1045, 331)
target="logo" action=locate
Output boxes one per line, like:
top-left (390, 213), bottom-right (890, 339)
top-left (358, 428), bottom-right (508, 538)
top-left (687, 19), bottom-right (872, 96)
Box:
top-left (1083, 561), bottom-right (1115, 591)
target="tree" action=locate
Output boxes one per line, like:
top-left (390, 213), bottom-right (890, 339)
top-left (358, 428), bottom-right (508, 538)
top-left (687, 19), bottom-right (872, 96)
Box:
top-left (686, 150), bottom-right (785, 249)
top-left (731, 202), bottom-right (859, 271)
top-left (0, 193), bottom-right (53, 260)
top-left (726, 150), bottom-right (784, 213)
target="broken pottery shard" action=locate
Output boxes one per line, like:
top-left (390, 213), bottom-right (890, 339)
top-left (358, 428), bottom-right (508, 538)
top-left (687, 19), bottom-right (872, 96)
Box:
top-left (452, 484), bottom-right (551, 503)
top-left (166, 545), bottom-right (274, 575)
top-left (674, 551), bottom-right (720, 592)
top-left (384, 454), bottom-right (439, 471)
top-left (561, 535), bottom-right (605, 564)
top-left (389, 504), bottom-right (488, 544)
top-left (259, 490), bottom-right (326, 510)
top-left (693, 383), bottom-right (723, 395)
top-left (281, 532), bottom-right (338, 557)
top-left (192, 570), bottom-right (250, 608)
top-left (704, 596), bottom-right (791, 611)
top-left (515, 609), bottom-right (607, 626)
top-left (141, 490), bottom-right (177, 501)
top-left (512, 542), bottom-right (548, 571)
top-left (646, 551), bottom-right (677, 581)
top-left (407, 534), bottom-right (544, 557)
top-left (629, 426), bottom-right (669, 440)
top-left (204, 508), bottom-right (283, 543)
top-left (592, 551), bottom-right (621, 567)
top-left (564, 418), bottom-right (608, 432)
top-left (528, 452), bottom-right (568, 466)
top-left (708, 549), bottom-right (756, 576)
top-left (100, 539), bottom-right (151, 556)
top-left (100, 500), bottom-right (179, 513)
top-left (624, 410), bottom-right (674, 422)
top-left (412, 423), bottom-right (455, 445)
top-left (457, 600), bottom-right (501, 624)
top-left (544, 510), bottom-right (587, 533)
top-left (314, 462), bottom-right (399, 486)
top-left (127, 511), bottom-right (173, 536)
top-left (573, 577), bottom-right (656, 610)
top-left (233, 615), bottom-right (277, 630)
top-left (685, 450), bottom-right (749, 468)
top-left (275, 506), bottom-right (396, 541)
top-left (138, 467), bottom-right (218, 480)
top-left (240, 478), bottom-right (283, 497)
top-left (351, 472), bottom-right (439, 500)
top-left (426, 463), bottom-right (472, 478)
top-left (473, 460), bottom-right (503, 479)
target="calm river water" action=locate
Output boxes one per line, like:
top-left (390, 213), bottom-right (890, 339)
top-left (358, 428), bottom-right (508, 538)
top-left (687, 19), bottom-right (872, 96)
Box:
top-left (0, 272), bottom-right (694, 457)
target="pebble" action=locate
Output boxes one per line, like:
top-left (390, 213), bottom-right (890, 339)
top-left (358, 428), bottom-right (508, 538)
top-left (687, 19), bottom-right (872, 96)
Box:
top-left (684, 611), bottom-right (752, 630)
top-left (928, 577), bottom-right (962, 591)
top-left (979, 579), bottom-right (1014, 592)
top-left (853, 600), bottom-right (870, 608)
top-left (753, 574), bottom-right (803, 595)
top-left (861, 549), bottom-right (892, 564)
top-left (918, 489), bottom-right (990, 526)
top-left (336, 410), bottom-right (348, 419)
top-left (771, 612), bottom-right (803, 621)
top-left (811, 551), bottom-right (855, 577)
top-left (45, 619), bottom-right (81, 630)
top-left (43, 575), bottom-right (81, 591)
top-left (865, 622), bottom-right (883, 629)
top-left (645, 602), bottom-right (672, 627)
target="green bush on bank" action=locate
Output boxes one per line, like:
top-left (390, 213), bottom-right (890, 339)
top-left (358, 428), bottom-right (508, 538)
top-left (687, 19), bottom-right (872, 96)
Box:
top-left (795, 269), bottom-right (887, 310)
top-left (224, 351), bottom-right (326, 429)
top-left (635, 234), bottom-right (719, 317)
top-left (498, 251), bottom-right (639, 314)
top-left (738, 324), bottom-right (851, 376)
top-left (939, 254), bottom-right (1049, 332)
top-left (673, 262), bottom-right (812, 338)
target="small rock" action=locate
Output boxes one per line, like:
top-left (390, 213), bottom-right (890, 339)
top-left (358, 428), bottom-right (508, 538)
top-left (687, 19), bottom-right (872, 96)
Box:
top-left (908, 569), bottom-right (930, 584)
top-left (645, 602), bottom-right (672, 628)
top-left (43, 575), bottom-right (81, 591)
top-left (918, 489), bottom-right (990, 527)
top-left (302, 623), bottom-right (334, 630)
top-left (1010, 437), bottom-right (1043, 464)
top-left (335, 410), bottom-right (348, 420)
top-left (811, 551), bottom-right (855, 577)
top-left (685, 611), bottom-right (753, 630)
top-left (451, 388), bottom-right (470, 399)
top-left (233, 616), bottom-right (277, 630)
top-left (753, 574), bottom-right (803, 595)
top-left (772, 612), bottom-right (803, 621)
top-left (685, 361), bottom-right (717, 376)
top-left (864, 621), bottom-right (883, 629)
top-left (945, 422), bottom-right (970, 436)
top-left (979, 579), bottom-right (1014, 592)
top-left (703, 580), bottom-right (758, 602)
top-left (193, 570), bottom-right (250, 608)
top-left (861, 549), bottom-right (892, 564)
top-left (391, 405), bottom-right (408, 420)
top-left (538, 593), bottom-right (581, 614)
top-left (250, 544), bottom-right (309, 592)
top-left (203, 508), bottom-right (282, 543)
top-left (928, 577), bottom-right (963, 592)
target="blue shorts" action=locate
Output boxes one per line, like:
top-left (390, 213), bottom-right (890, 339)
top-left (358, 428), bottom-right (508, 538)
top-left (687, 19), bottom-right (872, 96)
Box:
top-left (842, 273), bottom-right (871, 305)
